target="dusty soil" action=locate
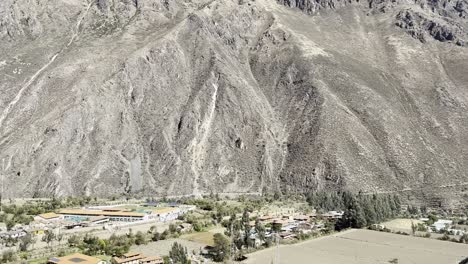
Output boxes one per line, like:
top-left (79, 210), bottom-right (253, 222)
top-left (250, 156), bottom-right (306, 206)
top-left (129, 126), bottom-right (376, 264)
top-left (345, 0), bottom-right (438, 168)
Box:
top-left (243, 229), bottom-right (468, 264)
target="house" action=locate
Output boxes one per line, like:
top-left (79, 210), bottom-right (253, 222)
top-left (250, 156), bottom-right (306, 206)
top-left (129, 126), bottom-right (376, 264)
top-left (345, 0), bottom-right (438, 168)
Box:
top-left (293, 215), bottom-right (309, 222)
top-left (112, 252), bottom-right (163, 264)
top-left (314, 223), bottom-right (325, 230)
top-left (307, 213), bottom-right (317, 219)
top-left (29, 226), bottom-right (47, 235)
top-left (295, 222), bottom-right (313, 234)
top-left (35, 212), bottom-right (62, 222)
top-left (272, 219), bottom-right (288, 230)
top-left (258, 215), bottom-right (274, 223)
top-left (282, 214), bottom-right (292, 220)
top-left (321, 211), bottom-right (344, 220)
top-left (0, 230), bottom-right (27, 239)
top-left (281, 223), bottom-right (297, 232)
top-left (59, 209), bottom-right (146, 222)
top-left (47, 253), bottom-right (106, 264)
top-left (140, 256), bottom-right (163, 264)
top-left (152, 207), bottom-right (180, 222)
top-left (432, 220), bottom-right (453, 232)
top-left (112, 252), bottom-right (145, 264)
top-left (279, 232), bottom-right (296, 240)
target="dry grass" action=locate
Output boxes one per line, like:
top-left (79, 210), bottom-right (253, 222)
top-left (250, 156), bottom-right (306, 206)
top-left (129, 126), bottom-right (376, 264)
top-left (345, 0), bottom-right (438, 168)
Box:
top-left (243, 229), bottom-right (468, 264)
top-left (382, 218), bottom-right (423, 231)
top-left (181, 232), bottom-right (215, 246)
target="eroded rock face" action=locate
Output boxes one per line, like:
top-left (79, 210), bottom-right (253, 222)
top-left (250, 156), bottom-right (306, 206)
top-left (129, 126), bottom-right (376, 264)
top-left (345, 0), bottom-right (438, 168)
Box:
top-left (277, 0), bottom-right (358, 14)
top-left (278, 0), bottom-right (468, 45)
top-left (0, 0), bottom-right (467, 207)
top-left (396, 9), bottom-right (465, 46)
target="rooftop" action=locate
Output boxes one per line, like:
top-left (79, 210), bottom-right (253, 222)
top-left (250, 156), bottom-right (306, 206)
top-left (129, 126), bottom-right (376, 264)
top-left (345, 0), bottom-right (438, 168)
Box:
top-left (38, 212), bottom-right (61, 219)
top-left (47, 253), bottom-right (102, 264)
top-left (59, 209), bottom-right (145, 218)
top-left (152, 207), bottom-right (178, 214)
top-left (113, 254), bottom-right (145, 264)
top-left (123, 252), bottom-right (141, 258)
top-left (141, 256), bottom-right (163, 262)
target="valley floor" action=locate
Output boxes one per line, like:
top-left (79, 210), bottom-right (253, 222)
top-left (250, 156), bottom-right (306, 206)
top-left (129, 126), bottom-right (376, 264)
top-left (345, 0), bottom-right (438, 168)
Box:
top-left (242, 229), bottom-right (468, 264)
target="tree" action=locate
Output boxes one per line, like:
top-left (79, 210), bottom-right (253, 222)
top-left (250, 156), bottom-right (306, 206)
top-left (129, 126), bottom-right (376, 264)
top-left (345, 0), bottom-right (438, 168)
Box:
top-left (459, 233), bottom-right (468, 244)
top-left (149, 225), bottom-right (157, 234)
top-left (211, 233), bottom-right (230, 262)
top-left (57, 233), bottom-right (64, 246)
top-left (152, 232), bottom-right (162, 241)
top-left (255, 220), bottom-right (265, 247)
top-left (68, 234), bottom-right (81, 247)
top-left (1, 250), bottom-right (16, 263)
top-left (169, 242), bottom-right (190, 264)
top-left (411, 221), bottom-right (417, 235)
top-left (5, 219), bottom-right (15, 231)
top-left (273, 191), bottom-right (281, 200)
top-left (272, 222), bottom-right (282, 233)
top-left (42, 230), bottom-right (56, 249)
top-left (135, 231), bottom-right (147, 245)
top-left (241, 209), bottom-right (250, 248)
top-left (19, 234), bottom-right (33, 252)
top-left (169, 223), bottom-right (178, 234)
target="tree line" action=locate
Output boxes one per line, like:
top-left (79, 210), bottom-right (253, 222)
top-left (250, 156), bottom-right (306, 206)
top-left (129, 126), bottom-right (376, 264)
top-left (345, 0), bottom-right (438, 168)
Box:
top-left (307, 191), bottom-right (401, 230)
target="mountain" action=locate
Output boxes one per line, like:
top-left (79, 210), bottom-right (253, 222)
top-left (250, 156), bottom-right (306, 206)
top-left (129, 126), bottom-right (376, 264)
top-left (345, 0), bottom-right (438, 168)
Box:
top-left (0, 0), bottom-right (467, 207)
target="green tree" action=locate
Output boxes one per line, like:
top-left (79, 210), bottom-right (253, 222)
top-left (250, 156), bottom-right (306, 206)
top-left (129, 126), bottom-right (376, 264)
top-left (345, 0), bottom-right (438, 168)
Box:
top-left (135, 231), bottom-right (147, 245)
top-left (42, 230), bottom-right (56, 249)
top-left (411, 221), bottom-right (417, 235)
top-left (1, 250), bottom-right (16, 263)
top-left (5, 219), bottom-right (15, 231)
top-left (169, 223), bottom-right (178, 234)
top-left (255, 220), bottom-right (265, 247)
top-left (211, 233), bottom-right (230, 262)
top-left (169, 242), bottom-right (190, 264)
top-left (242, 209), bottom-right (250, 248)
top-left (68, 234), bottom-right (81, 247)
top-left (19, 234), bottom-right (33, 252)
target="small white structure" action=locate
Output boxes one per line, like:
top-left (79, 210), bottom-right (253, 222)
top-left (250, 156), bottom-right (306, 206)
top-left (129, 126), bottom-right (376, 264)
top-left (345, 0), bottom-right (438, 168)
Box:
top-left (431, 220), bottom-right (453, 231)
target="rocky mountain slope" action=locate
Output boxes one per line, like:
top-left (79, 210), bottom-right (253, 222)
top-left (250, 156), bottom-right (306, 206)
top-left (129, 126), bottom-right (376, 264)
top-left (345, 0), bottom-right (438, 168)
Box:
top-left (0, 0), bottom-right (467, 207)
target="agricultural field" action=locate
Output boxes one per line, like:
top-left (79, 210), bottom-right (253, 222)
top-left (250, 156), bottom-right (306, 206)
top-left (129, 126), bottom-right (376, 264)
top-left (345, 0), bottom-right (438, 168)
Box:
top-left (382, 218), bottom-right (423, 232)
top-left (130, 238), bottom-right (206, 257)
top-left (243, 229), bottom-right (468, 264)
top-left (181, 232), bottom-right (215, 246)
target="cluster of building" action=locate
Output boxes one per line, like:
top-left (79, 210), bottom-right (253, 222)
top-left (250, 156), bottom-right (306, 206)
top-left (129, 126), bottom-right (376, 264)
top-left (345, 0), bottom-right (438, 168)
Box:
top-left (47, 253), bottom-right (107, 264)
top-left (420, 218), bottom-right (467, 235)
top-left (0, 204), bottom-right (196, 242)
top-left (46, 252), bottom-right (164, 264)
top-left (248, 211), bottom-right (342, 243)
top-left (111, 252), bottom-right (163, 264)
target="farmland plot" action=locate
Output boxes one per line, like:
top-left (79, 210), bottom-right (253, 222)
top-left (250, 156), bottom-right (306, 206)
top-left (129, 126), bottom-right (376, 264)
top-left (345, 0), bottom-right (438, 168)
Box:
top-left (243, 229), bottom-right (468, 264)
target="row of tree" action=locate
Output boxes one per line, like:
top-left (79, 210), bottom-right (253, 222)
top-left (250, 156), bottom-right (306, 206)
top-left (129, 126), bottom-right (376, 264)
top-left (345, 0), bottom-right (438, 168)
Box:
top-left (306, 191), bottom-right (401, 230)
top-left (0, 197), bottom-right (98, 230)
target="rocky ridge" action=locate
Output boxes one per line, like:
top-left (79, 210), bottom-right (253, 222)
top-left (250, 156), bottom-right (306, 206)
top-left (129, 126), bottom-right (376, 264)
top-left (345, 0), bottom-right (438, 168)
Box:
top-left (278, 0), bottom-right (468, 45)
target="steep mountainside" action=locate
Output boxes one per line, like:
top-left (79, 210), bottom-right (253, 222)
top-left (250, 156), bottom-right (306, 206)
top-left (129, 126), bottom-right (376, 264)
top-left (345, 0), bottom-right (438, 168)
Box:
top-left (0, 0), bottom-right (467, 207)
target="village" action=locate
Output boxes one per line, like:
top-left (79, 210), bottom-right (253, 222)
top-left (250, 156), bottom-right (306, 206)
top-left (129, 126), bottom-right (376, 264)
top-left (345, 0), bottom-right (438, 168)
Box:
top-left (0, 193), bottom-right (467, 264)
top-left (0, 195), bottom-right (351, 264)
